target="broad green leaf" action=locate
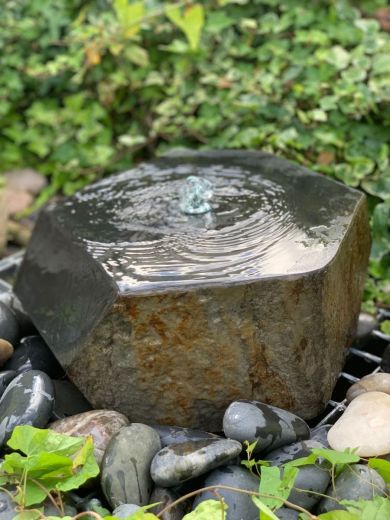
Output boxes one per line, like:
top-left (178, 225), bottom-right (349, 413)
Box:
top-left (114, 0), bottom-right (145, 38)
top-left (7, 426), bottom-right (84, 457)
top-left (259, 465), bottom-right (298, 510)
top-left (342, 497), bottom-right (390, 519)
top-left (252, 496), bottom-right (279, 520)
top-left (13, 513), bottom-right (42, 520)
top-left (15, 480), bottom-right (47, 507)
top-left (182, 499), bottom-right (227, 520)
top-left (317, 512), bottom-right (359, 519)
top-left (165, 4), bottom-right (204, 50)
top-left (311, 448), bottom-right (360, 466)
top-left (55, 436), bottom-right (99, 491)
top-left (368, 458), bottom-right (390, 483)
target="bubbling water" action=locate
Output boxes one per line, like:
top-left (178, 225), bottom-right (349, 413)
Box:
top-left (57, 153), bottom-right (355, 294)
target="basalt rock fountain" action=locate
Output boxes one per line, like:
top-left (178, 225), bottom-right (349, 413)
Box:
top-left (15, 150), bottom-right (370, 430)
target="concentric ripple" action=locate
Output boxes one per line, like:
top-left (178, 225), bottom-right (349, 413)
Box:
top-left (56, 152), bottom-right (359, 294)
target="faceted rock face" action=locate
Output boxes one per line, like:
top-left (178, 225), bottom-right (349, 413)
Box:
top-left (14, 151), bottom-right (370, 429)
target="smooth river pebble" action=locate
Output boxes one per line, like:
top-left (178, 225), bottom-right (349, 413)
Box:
top-left (151, 438), bottom-right (242, 487)
top-left (328, 391), bottom-right (390, 456)
top-left (101, 423), bottom-right (161, 508)
top-left (50, 409), bottom-right (129, 465)
top-left (346, 373), bottom-right (390, 402)
top-left (193, 465), bottom-right (259, 520)
top-left (317, 464), bottom-right (386, 513)
top-left (223, 400), bottom-right (310, 454)
top-left (0, 370), bottom-right (54, 445)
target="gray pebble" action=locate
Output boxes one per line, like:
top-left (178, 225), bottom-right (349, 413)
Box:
top-left (149, 486), bottom-right (187, 520)
top-left (0, 370), bottom-right (55, 445)
top-left (266, 440), bottom-right (330, 511)
top-left (223, 400), bottom-right (310, 454)
top-left (151, 438), bottom-right (242, 487)
top-left (152, 424), bottom-right (220, 447)
top-left (276, 508), bottom-right (299, 519)
top-left (310, 425), bottom-right (331, 447)
top-left (193, 465), bottom-right (259, 520)
top-left (317, 464), bottom-right (386, 513)
top-left (0, 491), bottom-right (17, 520)
top-left (355, 312), bottom-right (377, 340)
top-left (101, 423), bottom-right (161, 508)
top-left (112, 504), bottom-right (141, 517)
top-left (0, 301), bottom-right (19, 345)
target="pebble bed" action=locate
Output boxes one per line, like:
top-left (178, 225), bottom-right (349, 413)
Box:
top-left (0, 270), bottom-right (389, 519)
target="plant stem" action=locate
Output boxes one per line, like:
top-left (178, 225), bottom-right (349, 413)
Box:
top-left (156, 484), bottom-right (319, 519)
top-left (30, 478), bottom-right (63, 516)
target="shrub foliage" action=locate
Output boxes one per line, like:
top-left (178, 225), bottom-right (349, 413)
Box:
top-left (0, 0), bottom-right (389, 307)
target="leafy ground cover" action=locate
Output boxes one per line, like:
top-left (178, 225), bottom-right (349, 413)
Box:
top-left (1, 426), bottom-right (389, 520)
top-left (0, 0), bottom-right (389, 308)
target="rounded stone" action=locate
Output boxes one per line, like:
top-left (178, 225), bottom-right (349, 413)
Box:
top-left (328, 391), bottom-right (390, 456)
top-left (276, 508), bottom-right (299, 519)
top-left (193, 465), bottom-right (260, 520)
top-left (265, 440), bottom-right (330, 511)
top-left (317, 464), bottom-right (386, 513)
top-left (151, 438), bottom-right (242, 487)
top-left (112, 504), bottom-right (141, 517)
top-left (223, 400), bottom-right (310, 454)
top-left (0, 301), bottom-right (19, 345)
top-left (4, 335), bottom-right (65, 378)
top-left (355, 312), bottom-right (378, 340)
top-left (0, 370), bottom-right (54, 445)
top-left (0, 340), bottom-right (13, 367)
top-left (152, 424), bottom-right (220, 447)
top-left (346, 373), bottom-right (390, 402)
top-left (149, 487), bottom-right (186, 520)
top-left (50, 409), bottom-right (130, 465)
top-left (381, 344), bottom-right (390, 373)
top-left (0, 490), bottom-right (17, 519)
top-left (0, 371), bottom-right (17, 398)
top-left (310, 424), bottom-right (331, 447)
top-left (101, 423), bottom-right (161, 508)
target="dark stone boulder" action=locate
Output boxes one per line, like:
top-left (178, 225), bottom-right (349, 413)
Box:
top-left (15, 151), bottom-right (370, 429)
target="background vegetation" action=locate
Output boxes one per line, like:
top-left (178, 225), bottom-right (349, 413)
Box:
top-left (0, 0), bottom-right (389, 309)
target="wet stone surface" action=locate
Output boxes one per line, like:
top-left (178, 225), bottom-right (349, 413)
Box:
top-left (151, 438), bottom-right (242, 487)
top-left (51, 379), bottom-right (93, 419)
top-left (223, 400), bottom-right (310, 454)
top-left (101, 423), bottom-right (161, 508)
top-left (50, 409), bottom-right (130, 466)
top-left (317, 464), bottom-right (386, 513)
top-left (193, 465), bottom-right (260, 520)
top-left (149, 486), bottom-right (187, 520)
top-left (266, 440), bottom-right (331, 510)
top-left (15, 150), bottom-right (370, 428)
top-left (0, 490), bottom-right (17, 520)
top-left (4, 335), bottom-right (65, 378)
top-left (152, 425), bottom-right (220, 447)
top-left (0, 301), bottom-right (19, 346)
top-left (0, 370), bottom-right (54, 445)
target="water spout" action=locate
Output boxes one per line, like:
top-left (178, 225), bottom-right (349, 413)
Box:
top-left (179, 176), bottom-right (214, 215)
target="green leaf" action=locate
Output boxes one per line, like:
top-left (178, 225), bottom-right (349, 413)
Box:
top-left (182, 499), bottom-right (227, 520)
top-left (114, 0), bottom-right (145, 38)
top-left (259, 465), bottom-right (298, 510)
top-left (342, 497), bottom-right (390, 519)
top-left (368, 458), bottom-right (390, 483)
top-left (55, 435), bottom-right (99, 491)
top-left (252, 496), bottom-right (279, 520)
top-left (17, 480), bottom-right (47, 507)
top-left (165, 4), bottom-right (204, 50)
top-left (317, 512), bottom-right (359, 519)
top-left (7, 425), bottom-right (84, 457)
